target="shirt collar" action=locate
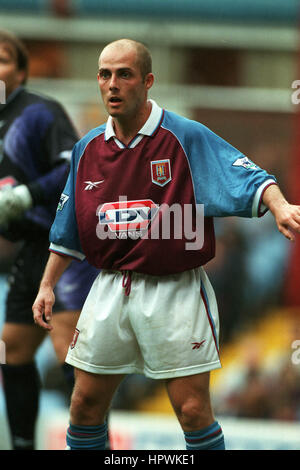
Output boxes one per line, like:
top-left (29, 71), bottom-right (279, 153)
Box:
top-left (104, 99), bottom-right (163, 142)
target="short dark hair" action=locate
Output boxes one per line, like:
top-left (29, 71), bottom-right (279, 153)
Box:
top-left (134, 41), bottom-right (152, 80)
top-left (0, 30), bottom-right (29, 84)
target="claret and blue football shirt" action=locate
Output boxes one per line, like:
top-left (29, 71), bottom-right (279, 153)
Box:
top-left (49, 100), bottom-right (276, 275)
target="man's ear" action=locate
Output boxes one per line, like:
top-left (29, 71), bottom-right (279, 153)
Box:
top-left (145, 73), bottom-right (154, 91)
top-left (17, 69), bottom-right (27, 86)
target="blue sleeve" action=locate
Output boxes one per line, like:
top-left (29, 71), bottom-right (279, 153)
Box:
top-left (49, 143), bottom-right (85, 260)
top-left (163, 112), bottom-right (277, 218)
top-left (4, 102), bottom-right (77, 205)
top-left (49, 125), bottom-right (106, 259)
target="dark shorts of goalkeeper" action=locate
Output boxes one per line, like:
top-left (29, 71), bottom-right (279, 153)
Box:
top-left (5, 235), bottom-right (99, 324)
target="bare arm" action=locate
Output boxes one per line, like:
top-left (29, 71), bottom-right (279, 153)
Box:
top-left (32, 251), bottom-right (72, 331)
top-left (262, 184), bottom-right (300, 241)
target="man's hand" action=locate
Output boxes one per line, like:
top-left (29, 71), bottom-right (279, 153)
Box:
top-left (272, 202), bottom-right (300, 241)
top-left (0, 185), bottom-right (32, 226)
top-left (263, 184), bottom-right (300, 241)
top-left (32, 252), bottom-right (73, 330)
top-left (32, 284), bottom-right (55, 331)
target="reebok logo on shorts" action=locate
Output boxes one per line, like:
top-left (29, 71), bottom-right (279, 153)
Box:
top-left (191, 340), bottom-right (206, 350)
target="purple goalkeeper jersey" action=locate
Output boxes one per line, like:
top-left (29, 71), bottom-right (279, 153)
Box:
top-left (0, 87), bottom-right (78, 241)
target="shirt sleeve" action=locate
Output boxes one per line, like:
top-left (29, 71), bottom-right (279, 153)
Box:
top-left (43, 102), bottom-right (78, 166)
top-left (27, 102), bottom-right (78, 206)
top-left (49, 143), bottom-right (85, 261)
top-left (182, 119), bottom-right (277, 218)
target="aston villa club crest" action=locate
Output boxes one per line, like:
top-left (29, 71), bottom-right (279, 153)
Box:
top-left (151, 159), bottom-right (171, 187)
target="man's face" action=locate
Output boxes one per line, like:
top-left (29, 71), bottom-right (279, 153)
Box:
top-left (0, 43), bottom-right (25, 99)
top-left (97, 44), bottom-right (153, 119)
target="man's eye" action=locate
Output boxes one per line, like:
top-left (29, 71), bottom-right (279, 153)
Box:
top-left (100, 71), bottom-right (110, 79)
top-left (121, 71), bottom-right (130, 78)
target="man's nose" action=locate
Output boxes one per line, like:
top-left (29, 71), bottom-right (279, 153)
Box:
top-left (109, 74), bottom-right (119, 90)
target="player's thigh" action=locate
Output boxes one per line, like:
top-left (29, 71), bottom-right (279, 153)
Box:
top-left (2, 236), bottom-right (50, 364)
top-left (1, 322), bottom-right (46, 364)
top-left (165, 372), bottom-right (214, 429)
top-left (51, 260), bottom-right (99, 363)
top-left (50, 310), bottom-right (80, 363)
top-left (70, 368), bottom-right (125, 424)
top-left (166, 371), bottom-right (211, 405)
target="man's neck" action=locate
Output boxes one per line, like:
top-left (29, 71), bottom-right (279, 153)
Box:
top-left (112, 101), bottom-right (152, 146)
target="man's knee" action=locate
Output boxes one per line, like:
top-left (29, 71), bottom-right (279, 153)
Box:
top-left (167, 373), bottom-right (213, 430)
top-left (69, 371), bottom-right (123, 425)
top-left (178, 396), bottom-right (212, 429)
top-left (70, 387), bottom-right (104, 423)
top-left (1, 323), bottom-right (45, 364)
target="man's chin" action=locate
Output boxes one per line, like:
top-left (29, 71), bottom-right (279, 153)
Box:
top-left (108, 110), bottom-right (121, 117)
top-left (106, 101), bottom-right (124, 115)
top-left (107, 107), bottom-right (123, 118)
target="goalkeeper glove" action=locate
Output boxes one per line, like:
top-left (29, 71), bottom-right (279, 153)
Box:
top-left (0, 185), bottom-right (33, 226)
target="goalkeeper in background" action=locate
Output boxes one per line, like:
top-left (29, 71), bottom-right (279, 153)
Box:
top-left (0, 30), bottom-right (100, 450)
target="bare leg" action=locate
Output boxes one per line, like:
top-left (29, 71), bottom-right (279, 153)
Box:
top-left (1, 322), bottom-right (46, 364)
top-left (166, 372), bottom-right (225, 450)
top-left (166, 372), bottom-right (214, 431)
top-left (50, 310), bottom-right (80, 363)
top-left (70, 368), bottom-right (124, 425)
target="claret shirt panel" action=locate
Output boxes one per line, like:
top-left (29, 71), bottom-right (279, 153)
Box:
top-left (74, 125), bottom-right (215, 274)
top-left (49, 101), bottom-right (276, 275)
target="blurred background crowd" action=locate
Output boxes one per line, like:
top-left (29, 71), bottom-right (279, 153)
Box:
top-left (0, 0), bottom-right (300, 448)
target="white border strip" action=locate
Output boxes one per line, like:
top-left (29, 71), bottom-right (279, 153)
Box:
top-left (49, 243), bottom-right (86, 261)
top-left (251, 179), bottom-right (277, 217)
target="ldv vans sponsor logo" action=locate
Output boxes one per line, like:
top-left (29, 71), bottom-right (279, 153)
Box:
top-left (96, 196), bottom-right (205, 250)
top-left (98, 199), bottom-right (159, 233)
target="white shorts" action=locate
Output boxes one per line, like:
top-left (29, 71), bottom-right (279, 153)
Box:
top-left (66, 267), bottom-right (221, 379)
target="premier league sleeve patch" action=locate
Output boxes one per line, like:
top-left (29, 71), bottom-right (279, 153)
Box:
top-left (232, 156), bottom-right (258, 170)
top-left (151, 159), bottom-right (171, 186)
top-left (57, 193), bottom-right (69, 211)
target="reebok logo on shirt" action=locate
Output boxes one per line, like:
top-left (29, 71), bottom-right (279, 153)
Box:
top-left (84, 180), bottom-right (104, 190)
